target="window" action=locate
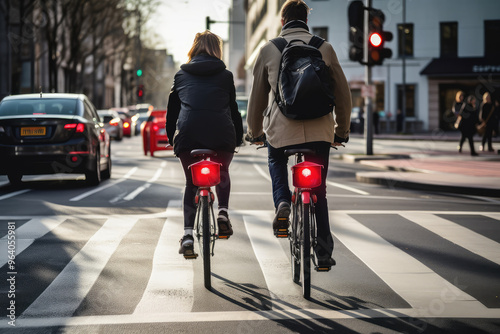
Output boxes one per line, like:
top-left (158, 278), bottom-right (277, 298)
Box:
top-left (397, 84), bottom-right (416, 118)
top-left (397, 23), bottom-right (414, 57)
top-left (440, 22), bottom-right (457, 58)
top-left (485, 20), bottom-right (500, 58)
top-left (312, 27), bottom-right (328, 41)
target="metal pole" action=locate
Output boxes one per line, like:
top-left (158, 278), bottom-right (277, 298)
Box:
top-left (364, 0), bottom-right (373, 155)
top-left (402, 0), bottom-right (406, 133)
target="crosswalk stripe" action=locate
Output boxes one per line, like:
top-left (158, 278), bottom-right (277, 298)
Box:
top-left (133, 217), bottom-right (194, 314)
top-left (331, 212), bottom-right (487, 311)
top-left (21, 217), bottom-right (138, 318)
top-left (399, 212), bottom-right (500, 266)
top-left (243, 212), bottom-right (305, 303)
top-left (0, 216), bottom-right (66, 267)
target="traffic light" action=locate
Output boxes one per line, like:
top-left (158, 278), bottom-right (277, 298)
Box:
top-left (367, 9), bottom-right (393, 66)
top-left (137, 84), bottom-right (144, 101)
top-left (348, 0), bottom-right (365, 63)
top-left (136, 69), bottom-right (143, 77)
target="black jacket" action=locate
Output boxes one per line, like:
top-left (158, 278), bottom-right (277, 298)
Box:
top-left (166, 54), bottom-right (243, 156)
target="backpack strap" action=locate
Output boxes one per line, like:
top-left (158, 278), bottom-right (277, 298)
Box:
top-left (270, 37), bottom-right (287, 53)
top-left (308, 35), bottom-right (325, 49)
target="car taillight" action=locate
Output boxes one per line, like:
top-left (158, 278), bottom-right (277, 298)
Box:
top-left (123, 122), bottom-right (130, 128)
top-left (189, 160), bottom-right (221, 187)
top-left (152, 124), bottom-right (159, 132)
top-left (291, 161), bottom-right (322, 188)
top-left (64, 123), bottom-right (85, 133)
top-left (110, 117), bottom-right (120, 126)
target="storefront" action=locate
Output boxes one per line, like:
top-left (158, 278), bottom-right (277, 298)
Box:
top-left (421, 57), bottom-right (500, 131)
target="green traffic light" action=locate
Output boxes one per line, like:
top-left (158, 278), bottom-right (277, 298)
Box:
top-left (136, 69), bottom-right (143, 77)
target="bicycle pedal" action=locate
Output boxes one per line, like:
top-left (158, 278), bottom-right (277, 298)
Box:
top-left (217, 235), bottom-right (230, 239)
top-left (315, 265), bottom-right (331, 272)
top-left (183, 251), bottom-right (198, 260)
top-left (274, 228), bottom-right (289, 238)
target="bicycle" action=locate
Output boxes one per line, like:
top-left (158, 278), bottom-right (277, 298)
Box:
top-left (285, 148), bottom-right (332, 300)
top-left (188, 149), bottom-right (226, 290)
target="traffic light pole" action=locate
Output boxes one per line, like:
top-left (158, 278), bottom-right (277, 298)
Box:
top-left (364, 0), bottom-right (373, 155)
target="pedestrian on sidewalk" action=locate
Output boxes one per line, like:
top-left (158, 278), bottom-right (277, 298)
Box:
top-left (457, 95), bottom-right (479, 156)
top-left (479, 92), bottom-right (497, 152)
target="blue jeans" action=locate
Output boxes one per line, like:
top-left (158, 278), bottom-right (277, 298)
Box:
top-left (267, 141), bottom-right (334, 258)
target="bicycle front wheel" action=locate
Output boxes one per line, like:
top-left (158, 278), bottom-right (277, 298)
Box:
top-left (200, 195), bottom-right (212, 290)
top-left (300, 201), bottom-right (311, 299)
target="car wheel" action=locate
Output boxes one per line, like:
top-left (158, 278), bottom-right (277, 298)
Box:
top-left (85, 150), bottom-right (101, 186)
top-left (8, 173), bottom-right (22, 186)
top-left (102, 147), bottom-right (112, 180)
top-left (143, 135), bottom-right (149, 155)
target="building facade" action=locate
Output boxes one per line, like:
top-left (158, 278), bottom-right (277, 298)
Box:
top-left (244, 0), bottom-right (500, 133)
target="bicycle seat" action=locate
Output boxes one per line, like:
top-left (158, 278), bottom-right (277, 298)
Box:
top-left (190, 149), bottom-right (217, 158)
top-left (284, 148), bottom-right (316, 157)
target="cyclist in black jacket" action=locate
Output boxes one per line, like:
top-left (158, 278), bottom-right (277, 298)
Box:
top-left (166, 31), bottom-right (243, 257)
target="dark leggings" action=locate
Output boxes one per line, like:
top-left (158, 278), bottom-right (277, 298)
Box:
top-left (178, 150), bottom-right (233, 229)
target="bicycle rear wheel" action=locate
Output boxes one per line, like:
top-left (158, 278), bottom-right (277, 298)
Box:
top-left (290, 201), bottom-right (300, 284)
top-left (300, 201), bottom-right (311, 299)
top-left (200, 195), bottom-right (212, 290)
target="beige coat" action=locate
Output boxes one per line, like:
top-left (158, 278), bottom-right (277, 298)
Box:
top-left (247, 27), bottom-right (352, 148)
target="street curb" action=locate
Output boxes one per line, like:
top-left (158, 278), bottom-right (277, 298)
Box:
top-left (356, 172), bottom-right (500, 198)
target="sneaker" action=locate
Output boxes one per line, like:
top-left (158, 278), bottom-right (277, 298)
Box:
top-left (317, 257), bottom-right (336, 267)
top-left (179, 234), bottom-right (197, 259)
top-left (273, 202), bottom-right (290, 237)
top-left (217, 210), bottom-right (233, 237)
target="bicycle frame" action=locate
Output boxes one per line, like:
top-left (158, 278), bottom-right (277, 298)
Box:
top-left (189, 149), bottom-right (222, 290)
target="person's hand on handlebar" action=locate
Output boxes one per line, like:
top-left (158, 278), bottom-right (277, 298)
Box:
top-left (331, 134), bottom-right (348, 150)
top-left (245, 133), bottom-right (266, 146)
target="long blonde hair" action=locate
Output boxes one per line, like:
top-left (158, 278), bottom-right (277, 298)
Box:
top-left (187, 31), bottom-right (223, 62)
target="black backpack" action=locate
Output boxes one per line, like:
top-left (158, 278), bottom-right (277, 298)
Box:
top-left (271, 36), bottom-right (335, 120)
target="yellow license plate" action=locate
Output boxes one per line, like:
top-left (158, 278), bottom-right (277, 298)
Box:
top-left (21, 127), bottom-right (46, 136)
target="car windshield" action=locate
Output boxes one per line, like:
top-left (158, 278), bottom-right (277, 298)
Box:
top-left (0, 99), bottom-right (78, 116)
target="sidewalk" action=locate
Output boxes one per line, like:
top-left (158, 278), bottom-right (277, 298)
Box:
top-left (345, 133), bottom-right (500, 197)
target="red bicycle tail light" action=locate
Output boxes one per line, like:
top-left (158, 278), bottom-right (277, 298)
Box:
top-left (291, 161), bottom-right (322, 188)
top-left (189, 160), bottom-right (221, 187)
top-left (64, 123), bottom-right (85, 133)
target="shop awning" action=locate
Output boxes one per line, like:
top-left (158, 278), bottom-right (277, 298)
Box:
top-left (420, 57), bottom-right (500, 77)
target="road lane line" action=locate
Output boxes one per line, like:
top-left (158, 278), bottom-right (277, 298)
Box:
top-left (326, 180), bottom-right (369, 195)
top-left (21, 217), bottom-right (138, 318)
top-left (243, 212), bottom-right (305, 304)
top-left (134, 214), bottom-right (194, 314)
top-left (7, 306), bottom-right (500, 328)
top-left (0, 216), bottom-right (66, 267)
top-left (0, 189), bottom-right (31, 201)
top-left (123, 183), bottom-right (151, 201)
top-left (252, 163), bottom-right (271, 182)
top-left (69, 167), bottom-right (138, 202)
top-left (148, 167), bottom-right (163, 183)
top-left (331, 212), bottom-right (486, 311)
top-left (399, 212), bottom-right (500, 266)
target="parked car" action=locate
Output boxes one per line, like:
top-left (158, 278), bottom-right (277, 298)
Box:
top-left (97, 109), bottom-right (123, 141)
top-left (141, 110), bottom-right (172, 156)
top-left (0, 93), bottom-right (111, 185)
top-left (112, 107), bottom-right (138, 137)
top-left (132, 103), bottom-right (153, 134)
top-left (236, 95), bottom-right (248, 134)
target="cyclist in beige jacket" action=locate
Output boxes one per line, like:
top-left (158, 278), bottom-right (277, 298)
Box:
top-left (246, 0), bottom-right (352, 267)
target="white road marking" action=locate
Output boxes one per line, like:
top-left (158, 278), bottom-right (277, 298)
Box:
top-left (331, 212), bottom-right (486, 311)
top-left (326, 180), bottom-right (369, 195)
top-left (0, 189), bottom-right (31, 201)
top-left (69, 167), bottom-right (138, 202)
top-left (399, 212), bottom-right (500, 266)
top-left (253, 163), bottom-right (271, 182)
top-left (21, 217), bottom-right (138, 318)
top-left (243, 212), bottom-right (305, 303)
top-left (0, 216), bottom-right (66, 267)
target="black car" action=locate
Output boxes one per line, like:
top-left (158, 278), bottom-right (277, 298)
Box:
top-left (0, 93), bottom-right (111, 185)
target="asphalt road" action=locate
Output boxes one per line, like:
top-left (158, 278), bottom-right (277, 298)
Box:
top-left (0, 136), bottom-right (499, 333)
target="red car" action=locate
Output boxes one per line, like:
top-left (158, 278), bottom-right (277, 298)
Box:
top-left (112, 107), bottom-right (138, 137)
top-left (141, 110), bottom-right (172, 156)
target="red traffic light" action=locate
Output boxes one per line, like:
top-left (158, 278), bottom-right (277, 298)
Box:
top-left (138, 89), bottom-right (143, 97)
top-left (369, 33), bottom-right (382, 47)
